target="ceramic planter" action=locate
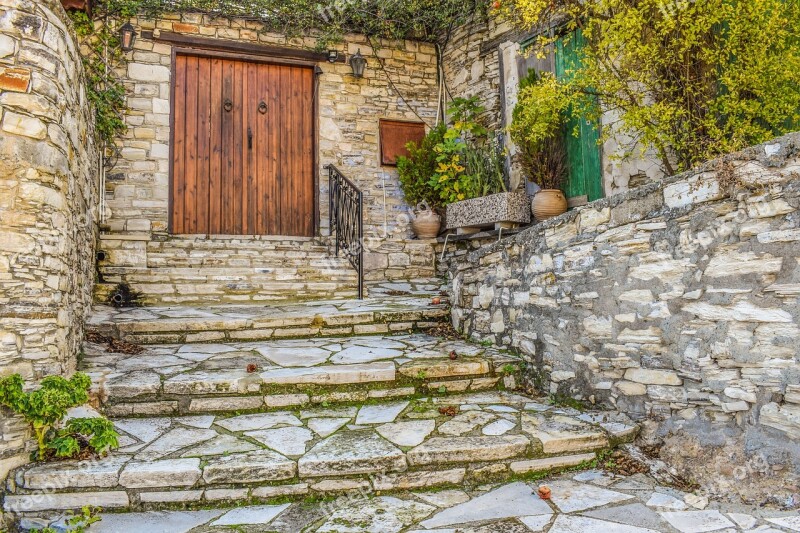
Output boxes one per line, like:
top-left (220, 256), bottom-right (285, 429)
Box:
top-left (532, 189), bottom-right (568, 221)
top-left (61, 0), bottom-right (92, 14)
top-left (445, 191), bottom-right (531, 234)
top-left (410, 210), bottom-right (442, 239)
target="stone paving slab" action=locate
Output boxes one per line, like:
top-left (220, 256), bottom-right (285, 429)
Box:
top-left (18, 470), bottom-right (798, 532)
top-left (82, 334), bottom-right (521, 415)
top-left (89, 279), bottom-right (449, 344)
top-left (6, 393), bottom-right (636, 512)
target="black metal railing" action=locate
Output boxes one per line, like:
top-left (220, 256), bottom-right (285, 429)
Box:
top-left (327, 164), bottom-right (364, 299)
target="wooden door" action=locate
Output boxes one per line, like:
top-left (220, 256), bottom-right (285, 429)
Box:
top-left (171, 54), bottom-right (315, 236)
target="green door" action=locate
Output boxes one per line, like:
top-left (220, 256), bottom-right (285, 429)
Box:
top-left (555, 30), bottom-right (603, 204)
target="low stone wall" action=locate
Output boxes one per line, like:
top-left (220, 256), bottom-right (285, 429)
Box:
top-left (0, 0), bottom-right (99, 480)
top-left (442, 133), bottom-right (800, 497)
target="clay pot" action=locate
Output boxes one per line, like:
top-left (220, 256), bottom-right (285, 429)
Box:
top-left (411, 210), bottom-right (442, 239)
top-left (532, 189), bottom-right (568, 222)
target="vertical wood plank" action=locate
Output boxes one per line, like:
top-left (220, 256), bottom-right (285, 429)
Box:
top-left (245, 61), bottom-right (258, 234)
top-left (171, 55), bottom-right (186, 233)
top-left (208, 58), bottom-right (223, 234)
top-left (301, 68), bottom-right (314, 237)
top-left (183, 55), bottom-right (199, 234)
top-left (196, 57), bottom-right (212, 234)
top-left (221, 59), bottom-right (235, 234)
top-left (267, 64), bottom-right (280, 235)
top-left (233, 60), bottom-right (244, 234)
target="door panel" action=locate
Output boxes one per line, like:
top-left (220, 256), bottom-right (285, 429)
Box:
top-left (555, 30), bottom-right (603, 204)
top-left (172, 54), bottom-right (315, 236)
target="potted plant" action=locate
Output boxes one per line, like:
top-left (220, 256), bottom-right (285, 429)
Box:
top-left (430, 97), bottom-right (530, 234)
top-left (397, 124), bottom-right (446, 238)
top-left (520, 133), bottom-right (569, 221)
top-left (510, 71), bottom-right (571, 221)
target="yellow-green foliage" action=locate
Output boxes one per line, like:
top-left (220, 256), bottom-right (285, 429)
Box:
top-left (505, 0), bottom-right (800, 174)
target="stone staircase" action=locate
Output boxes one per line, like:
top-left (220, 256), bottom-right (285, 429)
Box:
top-left (2, 281), bottom-right (638, 520)
top-left (95, 235), bottom-right (360, 305)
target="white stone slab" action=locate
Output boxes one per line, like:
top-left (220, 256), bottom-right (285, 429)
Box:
top-left (181, 434), bottom-right (259, 457)
top-left (136, 428), bottom-right (217, 460)
top-left (87, 510), bottom-right (223, 533)
top-left (412, 489), bottom-right (470, 508)
top-left (482, 419), bottom-right (516, 435)
top-left (767, 516), bottom-right (800, 531)
top-left (256, 346), bottom-right (331, 367)
top-left (548, 480), bottom-right (634, 513)
top-left (420, 482), bottom-right (552, 528)
top-left (519, 515), bottom-right (554, 531)
top-left (307, 417), bottom-right (351, 438)
top-left (298, 430), bottom-right (405, 477)
top-left (211, 504), bottom-right (291, 526)
top-left (261, 362), bottom-right (395, 385)
top-left (376, 420), bottom-right (435, 447)
top-left (355, 401), bottom-right (409, 424)
top-left (647, 492), bottom-right (688, 511)
top-left (660, 511), bottom-right (735, 532)
top-left (317, 496), bottom-right (435, 533)
top-left (246, 427), bottom-right (314, 456)
top-left (548, 515), bottom-right (661, 533)
top-left (119, 458), bottom-right (202, 488)
top-left (331, 345), bottom-right (404, 364)
top-left (215, 412), bottom-right (302, 432)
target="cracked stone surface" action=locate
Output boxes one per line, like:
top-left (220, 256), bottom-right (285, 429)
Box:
top-left (83, 333), bottom-right (521, 408)
top-left (19, 468), bottom-right (794, 532)
top-left (10, 394), bottom-right (635, 502)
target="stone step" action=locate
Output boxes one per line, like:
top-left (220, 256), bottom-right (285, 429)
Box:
top-left (88, 288), bottom-right (448, 345)
top-left (97, 235), bottom-right (356, 305)
top-left (82, 333), bottom-right (517, 416)
top-left (4, 392), bottom-right (638, 514)
top-left (94, 280), bottom-right (360, 306)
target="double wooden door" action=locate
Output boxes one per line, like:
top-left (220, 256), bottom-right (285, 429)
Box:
top-left (171, 53), bottom-right (315, 236)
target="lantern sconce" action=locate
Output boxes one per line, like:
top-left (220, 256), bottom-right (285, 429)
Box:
top-left (326, 50), bottom-right (339, 63)
top-left (349, 49), bottom-right (367, 78)
top-left (119, 22), bottom-right (138, 53)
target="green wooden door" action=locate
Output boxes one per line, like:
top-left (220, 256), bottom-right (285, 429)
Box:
top-left (555, 31), bottom-right (603, 204)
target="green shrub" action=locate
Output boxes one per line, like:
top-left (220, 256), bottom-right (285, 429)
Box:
top-left (0, 373), bottom-right (119, 460)
top-left (397, 123), bottom-right (447, 211)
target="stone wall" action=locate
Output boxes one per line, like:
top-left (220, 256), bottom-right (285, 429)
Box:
top-left (442, 133), bottom-right (800, 496)
top-left (0, 0), bottom-right (99, 480)
top-left (99, 14), bottom-right (440, 283)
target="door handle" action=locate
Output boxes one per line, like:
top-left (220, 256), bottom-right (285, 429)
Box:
top-left (248, 127), bottom-right (253, 150)
top-left (258, 101), bottom-right (268, 114)
top-left (224, 98), bottom-right (233, 112)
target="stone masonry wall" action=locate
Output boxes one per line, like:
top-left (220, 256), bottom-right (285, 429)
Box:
top-left (100, 14), bottom-right (440, 282)
top-left (442, 133), bottom-right (800, 495)
top-left (0, 0), bottom-right (99, 480)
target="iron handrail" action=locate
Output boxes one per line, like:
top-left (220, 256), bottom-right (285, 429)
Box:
top-left (326, 164), bottom-right (364, 299)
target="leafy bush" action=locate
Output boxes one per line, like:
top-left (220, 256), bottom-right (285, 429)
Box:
top-left (505, 0), bottom-right (800, 174)
top-left (428, 97), bottom-right (507, 204)
top-left (397, 123), bottom-right (447, 211)
top-left (510, 70), bottom-right (570, 190)
top-left (0, 373), bottom-right (119, 460)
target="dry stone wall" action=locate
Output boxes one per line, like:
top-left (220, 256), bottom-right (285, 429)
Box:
top-left (100, 14), bottom-right (440, 282)
top-left (442, 133), bottom-right (800, 493)
top-left (0, 0), bottom-right (99, 480)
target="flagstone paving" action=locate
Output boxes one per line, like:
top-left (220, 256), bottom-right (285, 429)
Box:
top-left (19, 470), bottom-right (799, 532)
top-left (82, 333), bottom-right (522, 416)
top-left (88, 279), bottom-right (449, 345)
top-left (4, 392), bottom-right (638, 514)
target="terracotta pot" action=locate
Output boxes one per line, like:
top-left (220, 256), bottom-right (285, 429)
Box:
top-left (532, 189), bottom-right (568, 221)
top-left (411, 210), bottom-right (442, 239)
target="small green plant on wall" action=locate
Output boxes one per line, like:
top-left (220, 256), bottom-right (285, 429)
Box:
top-left (0, 373), bottom-right (119, 461)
